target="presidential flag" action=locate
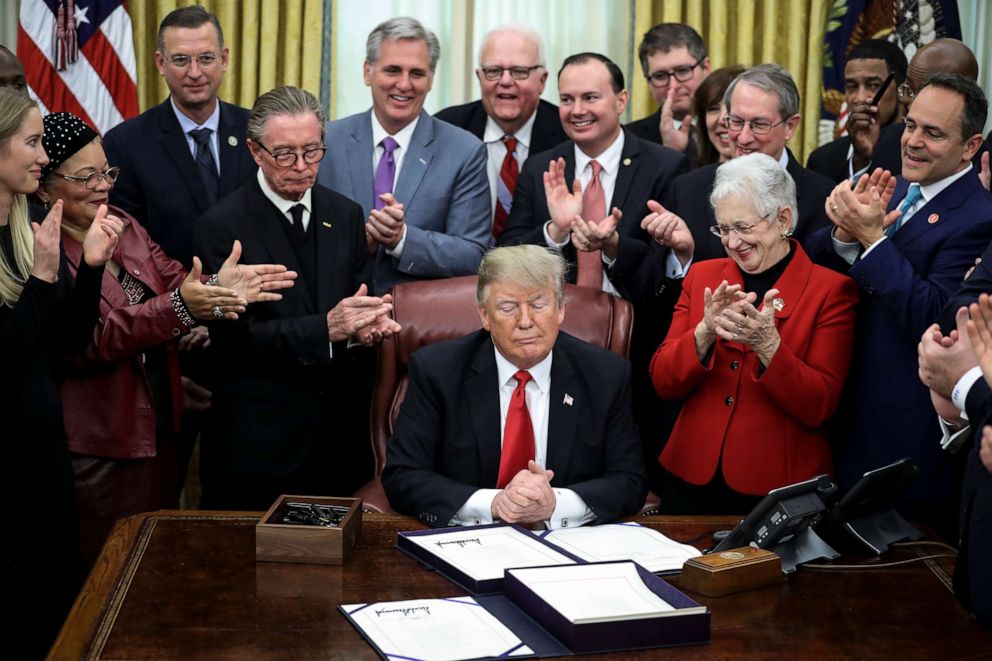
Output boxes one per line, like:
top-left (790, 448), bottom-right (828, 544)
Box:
top-left (17, 0), bottom-right (139, 135)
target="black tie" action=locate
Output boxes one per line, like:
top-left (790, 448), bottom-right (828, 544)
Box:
top-left (189, 128), bottom-right (219, 204)
top-left (290, 203), bottom-right (306, 239)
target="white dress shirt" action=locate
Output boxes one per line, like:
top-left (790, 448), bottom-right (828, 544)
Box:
top-left (452, 347), bottom-right (595, 529)
top-left (171, 98), bottom-right (220, 174)
top-left (484, 112), bottom-right (536, 217)
top-left (370, 113), bottom-right (420, 258)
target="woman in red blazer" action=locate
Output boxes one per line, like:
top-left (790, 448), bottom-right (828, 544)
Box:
top-left (651, 153), bottom-right (857, 514)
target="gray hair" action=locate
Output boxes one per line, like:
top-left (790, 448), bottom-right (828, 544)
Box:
top-left (247, 86), bottom-right (326, 143)
top-left (478, 25), bottom-right (546, 67)
top-left (476, 245), bottom-right (566, 307)
top-left (710, 153), bottom-right (798, 234)
top-left (366, 17), bottom-right (440, 72)
top-left (724, 63), bottom-right (800, 120)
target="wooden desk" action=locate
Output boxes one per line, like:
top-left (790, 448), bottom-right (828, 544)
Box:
top-left (51, 511), bottom-right (991, 659)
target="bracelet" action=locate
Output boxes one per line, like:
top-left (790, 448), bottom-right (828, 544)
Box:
top-left (206, 274), bottom-right (219, 286)
top-left (171, 289), bottom-right (195, 327)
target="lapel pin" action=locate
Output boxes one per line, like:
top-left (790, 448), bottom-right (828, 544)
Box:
top-left (773, 297), bottom-right (785, 312)
top-left (322, 221), bottom-right (333, 229)
top-left (622, 157), bottom-right (632, 166)
top-left (928, 213), bottom-right (939, 224)
top-left (563, 394), bottom-right (574, 406)
top-left (228, 136), bottom-right (238, 147)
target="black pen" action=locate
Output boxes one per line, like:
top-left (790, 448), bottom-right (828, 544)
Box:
top-left (871, 72), bottom-right (895, 107)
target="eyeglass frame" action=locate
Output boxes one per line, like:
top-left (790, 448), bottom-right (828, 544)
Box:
top-left (897, 82), bottom-right (917, 102)
top-left (723, 114), bottom-right (791, 135)
top-left (479, 65), bottom-right (544, 81)
top-left (708, 212), bottom-right (774, 238)
top-left (645, 58), bottom-right (704, 88)
top-left (164, 52), bottom-right (222, 70)
top-left (255, 141), bottom-right (327, 168)
top-left (53, 166), bottom-right (121, 190)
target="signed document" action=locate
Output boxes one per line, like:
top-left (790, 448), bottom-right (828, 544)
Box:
top-left (508, 563), bottom-right (705, 624)
top-left (404, 526), bottom-right (576, 582)
top-left (542, 523), bottom-right (701, 573)
top-left (341, 597), bottom-right (532, 661)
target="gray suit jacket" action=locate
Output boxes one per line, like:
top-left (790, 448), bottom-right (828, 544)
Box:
top-left (318, 110), bottom-right (491, 294)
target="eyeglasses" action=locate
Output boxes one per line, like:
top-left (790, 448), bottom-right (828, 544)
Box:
top-left (256, 142), bottom-right (327, 168)
top-left (646, 58), bottom-right (703, 88)
top-left (709, 213), bottom-right (772, 238)
top-left (165, 53), bottom-right (221, 70)
top-left (54, 166), bottom-right (120, 190)
top-left (480, 65), bottom-right (544, 81)
top-left (724, 115), bottom-right (789, 134)
top-left (897, 82), bottom-right (917, 102)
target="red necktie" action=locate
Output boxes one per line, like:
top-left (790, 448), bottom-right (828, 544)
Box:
top-left (577, 159), bottom-right (605, 289)
top-left (492, 135), bottom-right (518, 240)
top-left (497, 370), bottom-right (534, 488)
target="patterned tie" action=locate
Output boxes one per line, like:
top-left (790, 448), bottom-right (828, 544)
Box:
top-left (189, 128), bottom-right (219, 205)
top-left (497, 370), bottom-right (535, 488)
top-left (289, 203), bottom-right (306, 239)
top-left (373, 137), bottom-right (398, 210)
top-left (887, 183), bottom-right (922, 237)
top-left (576, 160), bottom-right (606, 289)
top-left (492, 135), bottom-right (519, 239)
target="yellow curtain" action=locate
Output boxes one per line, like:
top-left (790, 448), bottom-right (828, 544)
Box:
top-left (632, 0), bottom-right (832, 162)
top-left (130, 0), bottom-right (324, 113)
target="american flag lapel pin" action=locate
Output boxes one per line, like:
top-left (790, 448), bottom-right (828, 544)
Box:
top-left (563, 394), bottom-right (574, 406)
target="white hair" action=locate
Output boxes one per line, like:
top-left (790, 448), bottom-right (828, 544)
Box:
top-left (478, 24), bottom-right (546, 67)
top-left (710, 153), bottom-right (798, 233)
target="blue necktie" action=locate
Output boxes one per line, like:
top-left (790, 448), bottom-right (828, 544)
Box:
top-left (887, 183), bottom-right (922, 236)
top-left (189, 128), bottom-right (219, 205)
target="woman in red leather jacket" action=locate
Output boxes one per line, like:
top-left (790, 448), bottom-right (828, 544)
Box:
top-left (651, 153), bottom-right (858, 514)
top-left (35, 112), bottom-right (296, 565)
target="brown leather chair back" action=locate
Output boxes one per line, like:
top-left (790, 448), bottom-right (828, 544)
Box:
top-left (362, 276), bottom-right (632, 511)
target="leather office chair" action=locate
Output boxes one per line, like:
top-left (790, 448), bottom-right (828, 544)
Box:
top-left (355, 275), bottom-right (642, 513)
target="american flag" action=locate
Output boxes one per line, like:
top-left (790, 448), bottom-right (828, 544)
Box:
top-left (17, 0), bottom-right (138, 135)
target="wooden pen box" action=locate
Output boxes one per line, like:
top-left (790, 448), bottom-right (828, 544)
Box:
top-left (679, 546), bottom-right (783, 597)
top-left (256, 495), bottom-right (362, 565)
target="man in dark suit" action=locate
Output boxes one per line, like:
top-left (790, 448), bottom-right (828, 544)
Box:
top-left (383, 245), bottom-right (647, 528)
top-left (806, 39), bottom-right (907, 184)
top-left (625, 23), bottom-right (710, 157)
top-left (808, 73), bottom-right (992, 529)
top-left (193, 87), bottom-right (400, 510)
top-left (104, 5), bottom-right (256, 268)
top-left (498, 52), bottom-right (689, 298)
top-left (319, 17), bottom-right (490, 295)
top-left (665, 64), bottom-right (834, 263)
top-left (435, 26), bottom-right (567, 238)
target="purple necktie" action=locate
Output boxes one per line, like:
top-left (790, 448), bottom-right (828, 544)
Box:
top-left (373, 137), bottom-right (398, 210)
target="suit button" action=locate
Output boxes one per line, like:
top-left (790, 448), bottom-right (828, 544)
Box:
top-left (730, 360), bottom-right (739, 370)
top-left (725, 396), bottom-right (734, 406)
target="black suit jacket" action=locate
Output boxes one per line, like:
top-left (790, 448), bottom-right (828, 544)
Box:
top-left (104, 99), bottom-right (256, 267)
top-left (806, 135), bottom-right (852, 184)
top-left (192, 179), bottom-right (370, 477)
top-left (497, 129), bottom-right (689, 298)
top-left (625, 109), bottom-right (696, 162)
top-left (382, 330), bottom-right (648, 527)
top-left (668, 149), bottom-right (834, 263)
top-left (435, 99), bottom-right (568, 155)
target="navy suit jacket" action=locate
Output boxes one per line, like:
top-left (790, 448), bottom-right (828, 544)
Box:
top-left (669, 149), bottom-right (834, 263)
top-left (192, 178), bottom-right (371, 477)
top-left (806, 136), bottom-right (853, 184)
top-left (434, 98), bottom-right (568, 154)
top-left (382, 330), bottom-right (648, 527)
top-left (104, 99), bottom-right (256, 267)
top-left (806, 169), bottom-right (992, 508)
top-left (318, 110), bottom-right (491, 295)
top-left (497, 129), bottom-right (689, 299)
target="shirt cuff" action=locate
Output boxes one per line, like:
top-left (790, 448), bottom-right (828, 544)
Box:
top-left (544, 488), bottom-right (595, 530)
top-left (830, 228), bottom-right (861, 265)
top-left (859, 235), bottom-right (887, 259)
top-left (938, 416), bottom-right (971, 454)
top-left (328, 342), bottom-right (334, 359)
top-left (385, 224), bottom-right (408, 258)
top-left (449, 489), bottom-right (500, 526)
top-left (543, 221), bottom-right (570, 248)
top-left (665, 249), bottom-right (692, 279)
top-left (951, 366), bottom-right (983, 415)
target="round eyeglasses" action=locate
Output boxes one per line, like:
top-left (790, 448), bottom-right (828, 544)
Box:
top-left (256, 142), bottom-right (327, 167)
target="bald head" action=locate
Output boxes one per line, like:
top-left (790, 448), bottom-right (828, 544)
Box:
top-left (0, 46), bottom-right (27, 93)
top-left (900, 39), bottom-right (978, 114)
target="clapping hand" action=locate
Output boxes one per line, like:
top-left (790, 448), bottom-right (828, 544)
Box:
top-left (215, 240), bottom-right (297, 304)
top-left (352, 292), bottom-right (402, 347)
top-left (694, 280), bottom-right (748, 360)
top-left (81, 204), bottom-right (124, 267)
top-left (570, 207), bottom-right (620, 258)
top-left (367, 193), bottom-right (406, 250)
top-left (640, 199), bottom-right (693, 264)
top-left (824, 172), bottom-right (900, 247)
top-left (965, 294), bottom-right (992, 388)
top-left (180, 257), bottom-right (246, 321)
top-left (326, 283), bottom-right (396, 342)
top-left (713, 288), bottom-right (782, 367)
top-left (30, 199), bottom-right (63, 283)
top-left (543, 158), bottom-right (582, 243)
